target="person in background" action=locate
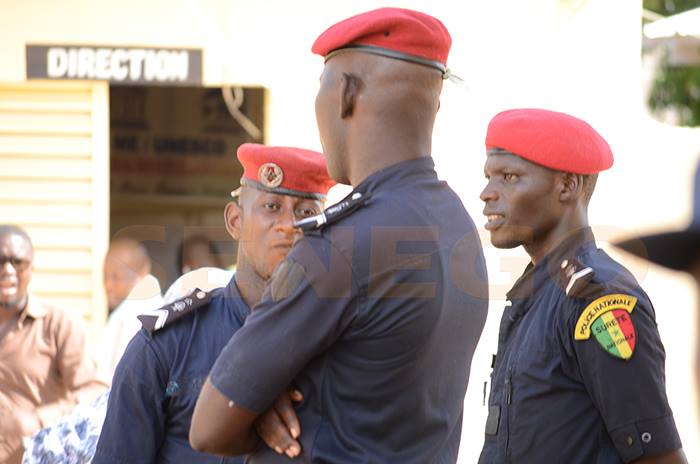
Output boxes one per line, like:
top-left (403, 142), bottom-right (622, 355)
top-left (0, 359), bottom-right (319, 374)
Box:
top-left (615, 160), bottom-right (700, 422)
top-left (103, 237), bottom-right (154, 314)
top-left (101, 237), bottom-right (163, 375)
top-left (21, 268), bottom-right (233, 464)
top-left (177, 234), bottom-right (225, 276)
top-left (0, 225), bottom-right (106, 464)
top-left (92, 144), bottom-right (335, 463)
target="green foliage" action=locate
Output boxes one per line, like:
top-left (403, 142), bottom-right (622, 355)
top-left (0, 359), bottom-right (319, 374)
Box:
top-left (645, 0), bottom-right (700, 16)
top-left (648, 61), bottom-right (700, 126)
top-left (644, 0), bottom-right (700, 127)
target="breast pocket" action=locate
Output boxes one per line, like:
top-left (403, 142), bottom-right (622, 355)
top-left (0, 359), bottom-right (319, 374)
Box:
top-left (164, 375), bottom-right (207, 428)
top-left (510, 325), bottom-right (559, 406)
top-left (508, 324), bottom-right (561, 460)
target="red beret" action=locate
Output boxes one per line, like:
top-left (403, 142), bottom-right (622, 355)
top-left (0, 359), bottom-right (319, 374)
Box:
top-left (236, 143), bottom-right (335, 200)
top-left (312, 7), bottom-right (451, 75)
top-left (485, 108), bottom-right (613, 175)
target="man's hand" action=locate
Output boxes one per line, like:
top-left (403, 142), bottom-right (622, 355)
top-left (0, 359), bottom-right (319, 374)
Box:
top-left (255, 389), bottom-right (303, 458)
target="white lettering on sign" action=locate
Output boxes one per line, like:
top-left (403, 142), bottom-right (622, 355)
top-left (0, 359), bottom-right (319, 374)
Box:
top-left (111, 49), bottom-right (128, 80)
top-left (44, 47), bottom-right (191, 83)
top-left (78, 48), bottom-right (95, 79)
top-left (68, 48), bottom-right (78, 77)
top-left (172, 52), bottom-right (188, 81)
top-left (95, 48), bottom-right (111, 79)
top-left (47, 48), bottom-right (68, 77)
top-left (128, 49), bottom-right (146, 81)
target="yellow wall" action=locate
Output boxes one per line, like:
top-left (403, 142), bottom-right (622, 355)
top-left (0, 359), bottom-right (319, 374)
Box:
top-left (0, 81), bottom-right (109, 323)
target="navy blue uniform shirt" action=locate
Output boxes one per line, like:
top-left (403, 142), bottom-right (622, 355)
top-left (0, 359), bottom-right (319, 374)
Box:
top-left (210, 157), bottom-right (489, 463)
top-left (479, 228), bottom-right (681, 464)
top-left (93, 278), bottom-right (249, 464)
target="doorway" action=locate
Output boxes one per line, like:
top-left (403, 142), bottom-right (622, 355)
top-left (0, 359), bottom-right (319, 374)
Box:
top-left (109, 85), bottom-right (265, 290)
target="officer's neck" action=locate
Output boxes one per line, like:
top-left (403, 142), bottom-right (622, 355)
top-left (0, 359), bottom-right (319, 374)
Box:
top-left (525, 207), bottom-right (589, 266)
top-left (233, 261), bottom-right (267, 309)
top-left (345, 119), bottom-right (433, 186)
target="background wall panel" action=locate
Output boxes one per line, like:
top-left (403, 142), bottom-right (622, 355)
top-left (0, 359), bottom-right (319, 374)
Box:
top-left (0, 81), bottom-right (108, 324)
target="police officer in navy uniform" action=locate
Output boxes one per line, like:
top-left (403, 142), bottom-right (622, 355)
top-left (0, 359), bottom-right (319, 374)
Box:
top-left (92, 144), bottom-right (335, 463)
top-left (190, 7), bottom-right (489, 463)
top-left (478, 109), bottom-right (686, 463)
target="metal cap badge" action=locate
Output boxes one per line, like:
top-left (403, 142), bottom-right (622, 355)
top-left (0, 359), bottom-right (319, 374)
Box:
top-left (258, 162), bottom-right (284, 188)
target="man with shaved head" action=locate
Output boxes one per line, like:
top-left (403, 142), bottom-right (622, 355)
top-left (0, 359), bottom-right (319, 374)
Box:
top-left (103, 237), bottom-right (154, 314)
top-left (102, 238), bottom-right (159, 375)
top-left (102, 237), bottom-right (162, 375)
top-left (191, 8), bottom-right (488, 463)
top-left (0, 225), bottom-right (105, 464)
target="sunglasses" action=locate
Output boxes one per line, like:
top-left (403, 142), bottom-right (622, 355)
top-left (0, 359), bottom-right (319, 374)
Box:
top-left (0, 256), bottom-right (31, 272)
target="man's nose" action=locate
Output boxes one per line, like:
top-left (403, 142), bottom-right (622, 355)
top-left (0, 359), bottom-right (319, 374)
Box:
top-left (480, 182), bottom-right (498, 202)
top-left (276, 209), bottom-right (298, 235)
top-left (0, 260), bottom-right (17, 275)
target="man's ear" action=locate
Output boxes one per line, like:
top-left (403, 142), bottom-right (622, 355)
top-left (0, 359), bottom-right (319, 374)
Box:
top-left (559, 172), bottom-right (584, 203)
top-left (224, 201), bottom-right (243, 240)
top-left (340, 72), bottom-right (361, 119)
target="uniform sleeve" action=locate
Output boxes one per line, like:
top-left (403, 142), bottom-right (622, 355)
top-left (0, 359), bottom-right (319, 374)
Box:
top-left (92, 331), bottom-right (169, 464)
top-left (210, 235), bottom-right (358, 413)
top-left (35, 309), bottom-right (108, 427)
top-left (560, 291), bottom-right (681, 462)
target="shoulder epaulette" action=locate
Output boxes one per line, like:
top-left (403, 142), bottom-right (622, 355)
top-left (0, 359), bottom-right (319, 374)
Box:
top-left (137, 288), bottom-right (211, 334)
top-left (559, 257), bottom-right (597, 297)
top-left (294, 192), bottom-right (370, 232)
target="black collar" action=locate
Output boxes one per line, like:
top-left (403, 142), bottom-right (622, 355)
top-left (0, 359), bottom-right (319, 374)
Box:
top-left (507, 227), bottom-right (596, 303)
top-left (353, 157), bottom-right (437, 196)
top-left (225, 275), bottom-right (251, 324)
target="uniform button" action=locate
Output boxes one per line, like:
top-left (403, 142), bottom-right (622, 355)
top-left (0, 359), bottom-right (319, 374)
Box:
top-left (196, 291), bottom-right (206, 299)
top-left (641, 432), bottom-right (652, 444)
top-left (627, 436), bottom-right (634, 446)
top-left (560, 259), bottom-right (569, 269)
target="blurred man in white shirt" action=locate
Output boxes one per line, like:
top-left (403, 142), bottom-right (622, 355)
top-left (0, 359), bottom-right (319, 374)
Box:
top-left (102, 238), bottom-right (163, 375)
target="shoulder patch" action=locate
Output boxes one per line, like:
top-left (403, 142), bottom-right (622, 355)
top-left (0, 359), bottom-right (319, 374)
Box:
top-left (137, 288), bottom-right (211, 334)
top-left (574, 293), bottom-right (638, 360)
top-left (294, 192), bottom-right (369, 231)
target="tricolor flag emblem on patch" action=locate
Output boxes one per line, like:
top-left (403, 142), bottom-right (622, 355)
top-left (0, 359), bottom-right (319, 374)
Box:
top-left (574, 294), bottom-right (637, 360)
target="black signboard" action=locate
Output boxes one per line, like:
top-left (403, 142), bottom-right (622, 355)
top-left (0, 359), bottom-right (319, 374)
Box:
top-left (26, 45), bottom-right (203, 86)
